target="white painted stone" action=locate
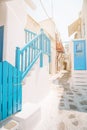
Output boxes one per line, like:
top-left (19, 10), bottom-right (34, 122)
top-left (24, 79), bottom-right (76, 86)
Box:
top-left (13, 103), bottom-right (41, 130)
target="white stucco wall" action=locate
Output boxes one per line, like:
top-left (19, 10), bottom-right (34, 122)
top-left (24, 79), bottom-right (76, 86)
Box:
top-left (51, 44), bottom-right (56, 74)
top-left (25, 15), bottom-right (40, 33)
top-left (40, 19), bottom-right (56, 40)
top-left (0, 0), bottom-right (27, 65)
top-left (81, 0), bottom-right (87, 69)
top-left (23, 59), bottom-right (50, 103)
top-left (0, 2), bottom-right (7, 61)
top-left (81, 0), bottom-right (87, 39)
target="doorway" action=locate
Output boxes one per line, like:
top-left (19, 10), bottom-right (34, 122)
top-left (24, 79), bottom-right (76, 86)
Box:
top-left (0, 26), bottom-right (4, 62)
top-left (63, 61), bottom-right (67, 70)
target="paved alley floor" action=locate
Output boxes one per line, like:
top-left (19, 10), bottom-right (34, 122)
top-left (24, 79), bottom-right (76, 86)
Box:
top-left (34, 71), bottom-right (87, 130)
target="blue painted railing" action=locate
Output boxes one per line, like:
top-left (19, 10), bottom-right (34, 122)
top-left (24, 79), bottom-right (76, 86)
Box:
top-left (16, 29), bottom-right (51, 80)
top-left (0, 61), bottom-right (22, 121)
top-left (25, 29), bottom-right (36, 43)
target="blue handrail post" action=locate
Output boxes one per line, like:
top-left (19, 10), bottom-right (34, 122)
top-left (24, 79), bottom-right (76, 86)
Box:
top-left (40, 29), bottom-right (44, 67)
top-left (48, 40), bottom-right (51, 63)
top-left (15, 47), bottom-right (20, 71)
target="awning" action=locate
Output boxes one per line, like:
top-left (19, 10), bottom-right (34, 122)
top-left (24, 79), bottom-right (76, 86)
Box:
top-left (56, 41), bottom-right (64, 53)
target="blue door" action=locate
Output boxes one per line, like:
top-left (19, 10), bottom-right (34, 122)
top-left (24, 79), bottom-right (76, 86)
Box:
top-left (0, 26), bottom-right (4, 62)
top-left (73, 40), bottom-right (86, 70)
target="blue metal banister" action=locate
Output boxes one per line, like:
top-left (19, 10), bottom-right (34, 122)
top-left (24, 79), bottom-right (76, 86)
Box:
top-left (40, 29), bottom-right (44, 67)
top-left (42, 31), bottom-right (51, 63)
top-left (24, 29), bottom-right (36, 43)
top-left (15, 47), bottom-right (21, 70)
top-left (16, 29), bottom-right (51, 80)
top-left (24, 29), bottom-right (36, 36)
top-left (21, 33), bottom-right (41, 52)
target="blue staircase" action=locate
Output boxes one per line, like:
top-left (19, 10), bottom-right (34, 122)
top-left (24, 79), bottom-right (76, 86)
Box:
top-left (0, 29), bottom-right (51, 121)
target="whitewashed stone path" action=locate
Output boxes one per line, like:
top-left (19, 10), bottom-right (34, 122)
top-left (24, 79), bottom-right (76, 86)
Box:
top-left (34, 71), bottom-right (87, 130)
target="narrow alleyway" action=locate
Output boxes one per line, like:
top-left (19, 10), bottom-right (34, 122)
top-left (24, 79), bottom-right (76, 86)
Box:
top-left (34, 71), bottom-right (87, 130)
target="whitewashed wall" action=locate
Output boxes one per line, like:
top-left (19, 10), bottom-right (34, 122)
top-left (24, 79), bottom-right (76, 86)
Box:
top-left (81, 0), bottom-right (87, 39)
top-left (0, 3), bottom-right (7, 61)
top-left (23, 66), bottom-right (50, 103)
top-left (25, 15), bottom-right (40, 33)
top-left (0, 0), bottom-right (27, 65)
top-left (81, 0), bottom-right (87, 69)
top-left (51, 42), bottom-right (56, 74)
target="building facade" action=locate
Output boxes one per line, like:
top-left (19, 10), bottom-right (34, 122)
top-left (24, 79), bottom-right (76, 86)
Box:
top-left (69, 0), bottom-right (87, 88)
top-left (0, 0), bottom-right (51, 128)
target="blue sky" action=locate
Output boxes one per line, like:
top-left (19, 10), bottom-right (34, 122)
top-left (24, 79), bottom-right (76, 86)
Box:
top-left (27, 0), bottom-right (83, 41)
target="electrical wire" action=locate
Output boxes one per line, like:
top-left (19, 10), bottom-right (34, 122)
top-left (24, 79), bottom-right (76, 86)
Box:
top-left (39, 0), bottom-right (51, 19)
top-left (39, 0), bottom-right (55, 22)
top-left (51, 0), bottom-right (54, 19)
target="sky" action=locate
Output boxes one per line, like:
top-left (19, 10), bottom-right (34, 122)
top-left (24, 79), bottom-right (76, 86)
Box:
top-left (53, 0), bottom-right (83, 41)
top-left (27, 0), bottom-right (83, 41)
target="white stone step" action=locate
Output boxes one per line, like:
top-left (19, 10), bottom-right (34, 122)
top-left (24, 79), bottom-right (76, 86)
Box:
top-left (72, 70), bottom-right (87, 88)
top-left (0, 120), bottom-right (19, 130)
top-left (73, 78), bottom-right (87, 83)
top-left (13, 103), bottom-right (41, 130)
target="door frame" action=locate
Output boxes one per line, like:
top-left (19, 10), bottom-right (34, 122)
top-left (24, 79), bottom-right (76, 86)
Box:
top-left (0, 26), bottom-right (4, 62)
